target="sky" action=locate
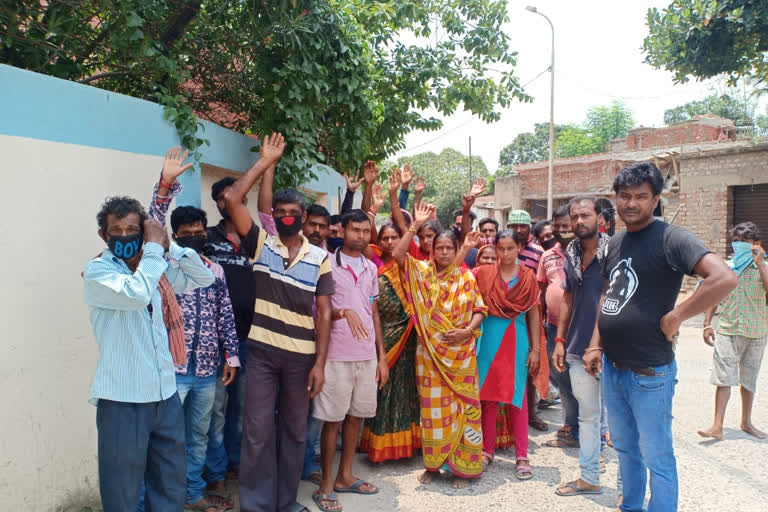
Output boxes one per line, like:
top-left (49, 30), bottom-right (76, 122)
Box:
top-left (395, 0), bottom-right (719, 172)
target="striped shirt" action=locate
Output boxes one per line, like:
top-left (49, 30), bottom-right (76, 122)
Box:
top-left (717, 263), bottom-right (768, 339)
top-left (83, 242), bottom-right (215, 405)
top-left (519, 239), bottom-right (543, 273)
top-left (249, 225), bottom-right (335, 354)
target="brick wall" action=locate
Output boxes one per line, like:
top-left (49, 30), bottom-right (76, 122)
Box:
top-left (518, 157), bottom-right (619, 199)
top-left (626, 123), bottom-right (723, 150)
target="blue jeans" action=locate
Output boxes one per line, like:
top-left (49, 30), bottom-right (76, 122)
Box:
top-left (568, 355), bottom-right (601, 486)
top-left (545, 322), bottom-right (579, 438)
top-left (302, 402), bottom-right (323, 479)
top-left (603, 357), bottom-right (678, 512)
top-left (177, 373), bottom-right (217, 504)
top-left (206, 341), bottom-right (248, 482)
top-left (97, 393), bottom-right (186, 512)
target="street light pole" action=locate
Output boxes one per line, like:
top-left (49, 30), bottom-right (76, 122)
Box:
top-left (526, 6), bottom-right (555, 219)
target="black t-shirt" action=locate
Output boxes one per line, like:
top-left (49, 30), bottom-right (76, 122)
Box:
top-left (598, 220), bottom-right (710, 367)
top-left (204, 221), bottom-right (260, 341)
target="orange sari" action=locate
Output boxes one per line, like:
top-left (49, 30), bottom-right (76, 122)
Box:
top-left (403, 255), bottom-right (488, 478)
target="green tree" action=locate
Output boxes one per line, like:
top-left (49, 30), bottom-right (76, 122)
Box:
top-left (497, 122), bottom-right (567, 173)
top-left (387, 149), bottom-right (490, 227)
top-left (584, 101), bottom-right (635, 149)
top-left (1, 0), bottom-right (530, 189)
top-left (644, 1), bottom-right (768, 88)
top-left (554, 126), bottom-right (603, 158)
top-left (663, 91), bottom-right (767, 130)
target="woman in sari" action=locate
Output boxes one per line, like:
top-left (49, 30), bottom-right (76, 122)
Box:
top-left (392, 202), bottom-right (488, 489)
top-left (360, 223), bottom-right (422, 462)
top-left (473, 229), bottom-right (548, 480)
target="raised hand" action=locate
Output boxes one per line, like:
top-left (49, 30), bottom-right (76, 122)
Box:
top-left (144, 219), bottom-right (169, 250)
top-left (414, 202), bottom-right (435, 226)
top-left (401, 163), bottom-right (414, 187)
top-left (260, 133), bottom-right (286, 164)
top-left (469, 178), bottom-right (487, 199)
top-left (344, 171), bottom-right (363, 192)
top-left (363, 160), bottom-right (379, 185)
top-left (414, 176), bottom-right (426, 193)
top-left (462, 231), bottom-right (482, 250)
top-left (161, 146), bottom-right (194, 184)
top-left (388, 169), bottom-right (402, 195)
top-left (462, 192), bottom-right (475, 210)
top-left (371, 184), bottom-right (385, 213)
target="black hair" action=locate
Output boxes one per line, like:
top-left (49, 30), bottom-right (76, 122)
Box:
top-left (478, 217), bottom-right (499, 231)
top-left (613, 162), bottom-right (664, 196)
top-left (272, 188), bottom-right (306, 213)
top-left (453, 208), bottom-right (477, 222)
top-left (568, 196), bottom-right (601, 215)
top-left (532, 220), bottom-right (552, 239)
top-left (418, 219), bottom-right (442, 236)
top-left (341, 209), bottom-right (371, 228)
top-left (96, 196), bottom-right (148, 232)
top-left (170, 206), bottom-right (208, 234)
top-left (329, 214), bottom-right (342, 225)
top-left (553, 205), bottom-right (570, 219)
top-left (211, 177), bottom-right (236, 201)
top-left (731, 222), bottom-right (761, 241)
top-left (306, 204), bottom-right (331, 222)
top-left (495, 228), bottom-right (523, 246)
top-left (378, 222), bottom-right (403, 239)
top-left (432, 230), bottom-right (459, 252)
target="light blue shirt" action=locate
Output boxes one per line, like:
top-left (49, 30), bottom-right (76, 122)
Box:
top-left (84, 242), bottom-right (215, 405)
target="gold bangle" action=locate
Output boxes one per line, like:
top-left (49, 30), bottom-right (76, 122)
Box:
top-left (585, 347), bottom-right (603, 353)
top-left (408, 225), bottom-right (418, 233)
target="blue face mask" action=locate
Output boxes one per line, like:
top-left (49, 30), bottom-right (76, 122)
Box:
top-left (730, 241), bottom-right (765, 275)
top-left (327, 237), bottom-right (344, 251)
top-left (108, 233), bottom-right (143, 261)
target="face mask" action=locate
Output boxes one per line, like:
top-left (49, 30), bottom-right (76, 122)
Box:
top-left (327, 237), bottom-right (345, 251)
top-left (275, 215), bottom-right (302, 236)
top-left (108, 233), bottom-right (143, 261)
top-left (176, 235), bottom-right (206, 253)
top-left (541, 237), bottom-right (558, 251)
top-left (555, 232), bottom-right (575, 247)
top-left (452, 225), bottom-right (462, 238)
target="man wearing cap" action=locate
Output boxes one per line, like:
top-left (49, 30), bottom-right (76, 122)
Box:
top-left (508, 209), bottom-right (544, 273)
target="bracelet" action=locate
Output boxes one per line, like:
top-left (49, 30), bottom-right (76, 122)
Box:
top-left (554, 337), bottom-right (566, 344)
top-left (703, 326), bottom-right (714, 332)
top-left (159, 179), bottom-right (174, 189)
top-left (585, 347), bottom-right (603, 353)
top-left (408, 225), bottom-right (418, 233)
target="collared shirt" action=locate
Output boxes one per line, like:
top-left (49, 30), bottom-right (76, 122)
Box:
top-left (563, 255), bottom-right (605, 358)
top-left (718, 263), bottom-right (768, 339)
top-left (84, 242), bottom-right (215, 405)
top-left (328, 250), bottom-right (379, 362)
top-left (537, 244), bottom-right (566, 325)
top-left (519, 239), bottom-right (543, 273)
top-left (250, 225), bottom-right (335, 354)
top-left (149, 182), bottom-right (240, 376)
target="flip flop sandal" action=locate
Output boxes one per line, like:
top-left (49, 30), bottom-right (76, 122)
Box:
top-left (515, 464), bottom-right (533, 480)
top-left (312, 491), bottom-right (343, 512)
top-left (184, 500), bottom-right (220, 512)
top-left (304, 471), bottom-right (322, 485)
top-left (545, 438), bottom-right (579, 448)
top-left (334, 478), bottom-right (379, 495)
top-left (555, 481), bottom-right (603, 496)
top-left (529, 418), bottom-right (549, 431)
top-left (205, 492), bottom-right (233, 510)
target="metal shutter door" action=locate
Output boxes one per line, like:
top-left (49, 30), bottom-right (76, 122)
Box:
top-left (733, 183), bottom-right (768, 236)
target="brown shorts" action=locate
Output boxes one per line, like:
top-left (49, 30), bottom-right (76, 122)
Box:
top-left (313, 359), bottom-right (378, 422)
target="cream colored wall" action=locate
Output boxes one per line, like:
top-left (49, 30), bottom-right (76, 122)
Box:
top-left (0, 135), bottom-right (191, 510)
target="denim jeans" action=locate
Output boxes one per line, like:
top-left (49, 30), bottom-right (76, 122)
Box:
top-left (302, 402), bottom-right (323, 479)
top-left (97, 393), bottom-right (186, 512)
top-left (545, 322), bottom-right (579, 438)
top-left (206, 341), bottom-right (248, 482)
top-left (603, 357), bottom-right (678, 512)
top-left (568, 355), bottom-right (601, 487)
top-left (177, 372), bottom-right (218, 505)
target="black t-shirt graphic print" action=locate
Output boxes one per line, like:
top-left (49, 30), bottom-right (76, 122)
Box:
top-left (598, 220), bottom-right (710, 367)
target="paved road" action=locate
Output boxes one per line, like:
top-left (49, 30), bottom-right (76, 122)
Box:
top-left (228, 322), bottom-right (768, 511)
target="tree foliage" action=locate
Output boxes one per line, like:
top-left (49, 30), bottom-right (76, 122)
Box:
top-left (584, 102), bottom-right (635, 147)
top-left (554, 126), bottom-right (603, 158)
top-left (663, 92), bottom-right (762, 126)
top-left (387, 148), bottom-right (490, 227)
top-left (497, 122), bottom-right (567, 175)
top-left (644, 0), bottom-right (768, 88)
top-left (1, 0), bottom-right (529, 189)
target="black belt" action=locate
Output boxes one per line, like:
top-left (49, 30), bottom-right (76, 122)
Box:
top-left (611, 361), bottom-right (656, 376)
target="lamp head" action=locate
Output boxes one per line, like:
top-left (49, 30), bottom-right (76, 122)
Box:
top-left (526, 5), bottom-right (538, 12)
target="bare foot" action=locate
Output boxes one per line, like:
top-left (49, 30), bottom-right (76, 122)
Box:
top-left (741, 423), bottom-right (767, 439)
top-left (186, 498), bottom-right (219, 512)
top-left (452, 477), bottom-right (470, 489)
top-left (418, 471), bottom-right (436, 485)
top-left (697, 426), bottom-right (724, 439)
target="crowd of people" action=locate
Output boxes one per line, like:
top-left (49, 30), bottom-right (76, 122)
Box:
top-left (83, 132), bottom-right (768, 512)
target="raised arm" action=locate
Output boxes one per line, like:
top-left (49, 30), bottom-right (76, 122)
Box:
top-left (150, 146), bottom-right (193, 224)
top-left (455, 231), bottom-right (481, 267)
top-left (413, 176), bottom-right (425, 214)
top-left (224, 133), bottom-right (286, 237)
top-left (388, 169), bottom-right (408, 235)
top-left (361, 160), bottom-right (378, 213)
top-left (399, 163), bottom-right (413, 210)
top-left (367, 183), bottom-right (385, 244)
top-left (461, 178), bottom-right (486, 242)
top-left (393, 202), bottom-right (435, 267)
top-left (341, 171), bottom-right (363, 215)
top-left (258, 163), bottom-right (276, 215)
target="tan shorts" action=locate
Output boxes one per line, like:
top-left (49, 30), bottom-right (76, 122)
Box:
top-left (711, 334), bottom-right (767, 392)
top-left (313, 359), bottom-right (378, 422)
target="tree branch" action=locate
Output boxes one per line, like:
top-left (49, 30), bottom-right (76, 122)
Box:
top-left (78, 71), bottom-right (134, 84)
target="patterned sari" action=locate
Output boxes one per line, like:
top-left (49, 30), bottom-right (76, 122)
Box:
top-left (402, 255), bottom-right (488, 478)
top-left (361, 260), bottom-right (422, 462)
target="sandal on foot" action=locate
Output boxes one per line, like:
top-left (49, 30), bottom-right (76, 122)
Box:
top-left (205, 492), bottom-right (233, 510)
top-left (334, 478), bottom-right (379, 495)
top-left (312, 491), bottom-right (343, 512)
top-left (304, 471), bottom-right (322, 485)
top-left (515, 463), bottom-right (533, 480)
top-left (185, 500), bottom-right (220, 512)
top-left (555, 480), bottom-right (603, 496)
top-left (545, 438), bottom-right (579, 448)
top-left (529, 418), bottom-right (549, 431)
